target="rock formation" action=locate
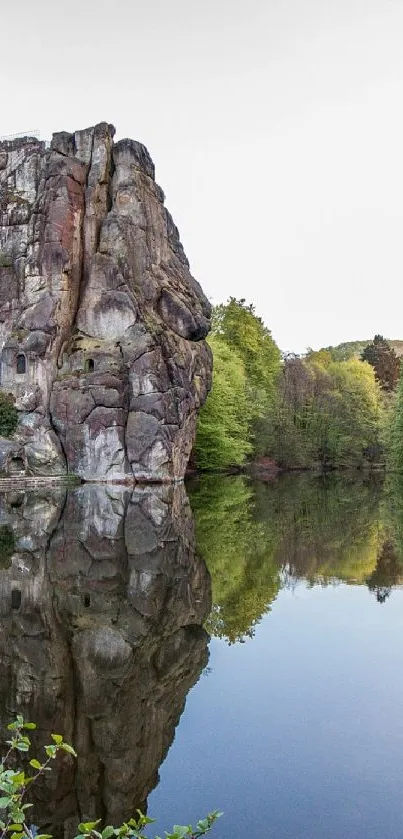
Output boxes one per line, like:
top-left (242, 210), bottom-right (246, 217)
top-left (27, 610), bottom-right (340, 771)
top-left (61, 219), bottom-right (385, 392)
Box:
top-left (0, 482), bottom-right (211, 832)
top-left (0, 125), bottom-right (212, 481)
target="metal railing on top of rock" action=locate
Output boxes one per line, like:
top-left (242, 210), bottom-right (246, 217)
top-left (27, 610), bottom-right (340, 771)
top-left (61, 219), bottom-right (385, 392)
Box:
top-left (0, 130), bottom-right (41, 143)
top-left (0, 130), bottom-right (44, 174)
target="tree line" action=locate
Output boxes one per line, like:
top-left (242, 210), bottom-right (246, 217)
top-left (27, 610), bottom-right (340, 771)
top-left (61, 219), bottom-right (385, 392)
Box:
top-left (194, 299), bottom-right (403, 472)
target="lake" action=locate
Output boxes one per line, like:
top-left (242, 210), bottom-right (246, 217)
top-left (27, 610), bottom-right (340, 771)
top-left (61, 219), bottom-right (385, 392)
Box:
top-left (1, 473), bottom-right (403, 838)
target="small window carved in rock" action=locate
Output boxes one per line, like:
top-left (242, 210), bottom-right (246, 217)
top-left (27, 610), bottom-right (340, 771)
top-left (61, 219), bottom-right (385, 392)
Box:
top-left (83, 594), bottom-right (90, 608)
top-left (16, 354), bottom-right (26, 375)
top-left (8, 457), bottom-right (25, 475)
top-left (85, 358), bottom-right (95, 373)
top-left (9, 493), bottom-right (23, 509)
top-left (11, 589), bottom-right (21, 610)
top-left (9, 458), bottom-right (25, 474)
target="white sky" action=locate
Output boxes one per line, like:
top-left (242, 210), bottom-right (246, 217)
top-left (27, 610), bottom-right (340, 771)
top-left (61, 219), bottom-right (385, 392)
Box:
top-left (2, 0), bottom-right (403, 353)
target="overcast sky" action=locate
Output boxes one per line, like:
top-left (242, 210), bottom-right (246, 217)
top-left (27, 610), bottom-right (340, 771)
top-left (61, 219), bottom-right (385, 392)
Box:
top-left (2, 0), bottom-right (403, 353)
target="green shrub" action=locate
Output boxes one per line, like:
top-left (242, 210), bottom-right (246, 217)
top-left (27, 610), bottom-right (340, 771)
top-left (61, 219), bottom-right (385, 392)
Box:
top-left (0, 393), bottom-right (18, 438)
top-left (0, 525), bottom-right (14, 569)
top-left (0, 716), bottom-right (222, 839)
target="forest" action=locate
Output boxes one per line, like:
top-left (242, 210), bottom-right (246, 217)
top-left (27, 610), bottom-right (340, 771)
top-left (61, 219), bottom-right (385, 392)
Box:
top-left (193, 298), bottom-right (403, 473)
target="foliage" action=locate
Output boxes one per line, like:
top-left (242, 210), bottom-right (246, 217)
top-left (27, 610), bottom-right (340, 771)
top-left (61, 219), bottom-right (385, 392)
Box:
top-left (0, 525), bottom-right (14, 569)
top-left (389, 366), bottom-right (403, 472)
top-left (211, 298), bottom-right (281, 409)
top-left (259, 355), bottom-right (386, 469)
top-left (361, 335), bottom-right (400, 392)
top-left (193, 337), bottom-right (252, 469)
top-left (0, 394), bottom-right (18, 438)
top-left (325, 358), bottom-right (385, 466)
top-left (194, 299), bottom-right (281, 469)
top-left (196, 298), bottom-right (401, 472)
top-left (304, 349), bottom-right (332, 367)
top-left (0, 717), bottom-right (221, 839)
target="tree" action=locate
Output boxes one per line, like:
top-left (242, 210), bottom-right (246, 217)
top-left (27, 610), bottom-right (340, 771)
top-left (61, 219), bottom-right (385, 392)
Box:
top-left (257, 357), bottom-right (317, 468)
top-left (211, 298), bottom-right (281, 412)
top-left (305, 349), bottom-right (332, 367)
top-left (324, 358), bottom-right (384, 467)
top-left (389, 365), bottom-right (403, 472)
top-left (361, 335), bottom-right (400, 392)
top-left (193, 336), bottom-right (252, 469)
top-left (195, 300), bottom-right (281, 470)
top-left (260, 356), bottom-right (385, 469)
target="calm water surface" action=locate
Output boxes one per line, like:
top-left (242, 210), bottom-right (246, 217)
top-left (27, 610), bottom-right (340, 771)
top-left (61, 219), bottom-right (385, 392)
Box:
top-left (151, 474), bottom-right (403, 839)
top-left (1, 474), bottom-right (403, 838)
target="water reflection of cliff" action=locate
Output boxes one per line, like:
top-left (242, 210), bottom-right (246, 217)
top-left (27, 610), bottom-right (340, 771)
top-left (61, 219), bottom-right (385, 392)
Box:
top-left (0, 484), bottom-right (211, 834)
top-left (190, 474), bottom-right (403, 645)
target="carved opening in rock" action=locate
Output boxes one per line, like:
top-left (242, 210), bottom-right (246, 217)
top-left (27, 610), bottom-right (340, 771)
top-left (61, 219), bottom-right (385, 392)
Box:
top-left (11, 589), bottom-right (21, 610)
top-left (9, 458), bottom-right (25, 474)
top-left (9, 494), bottom-right (23, 509)
top-left (83, 594), bottom-right (90, 608)
top-left (85, 358), bottom-right (95, 373)
top-left (16, 354), bottom-right (26, 375)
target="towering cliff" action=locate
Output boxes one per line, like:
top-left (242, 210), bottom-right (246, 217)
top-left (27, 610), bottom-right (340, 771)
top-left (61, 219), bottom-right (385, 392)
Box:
top-left (0, 124), bottom-right (212, 481)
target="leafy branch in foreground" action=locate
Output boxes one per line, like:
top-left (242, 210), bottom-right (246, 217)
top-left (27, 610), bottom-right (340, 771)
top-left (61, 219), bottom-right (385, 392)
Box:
top-left (0, 717), bottom-right (221, 839)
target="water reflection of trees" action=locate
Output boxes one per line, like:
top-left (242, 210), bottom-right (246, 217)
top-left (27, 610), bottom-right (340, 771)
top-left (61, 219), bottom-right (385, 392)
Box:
top-left (191, 473), bottom-right (403, 644)
top-left (365, 539), bottom-right (403, 603)
top-left (0, 484), bottom-right (211, 835)
top-left (189, 476), bottom-right (280, 644)
top-left (256, 474), bottom-right (384, 584)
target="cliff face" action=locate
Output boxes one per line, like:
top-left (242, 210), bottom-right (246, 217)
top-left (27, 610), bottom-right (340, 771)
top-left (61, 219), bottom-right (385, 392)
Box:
top-left (0, 124), bottom-right (212, 481)
top-left (0, 483), bottom-right (211, 831)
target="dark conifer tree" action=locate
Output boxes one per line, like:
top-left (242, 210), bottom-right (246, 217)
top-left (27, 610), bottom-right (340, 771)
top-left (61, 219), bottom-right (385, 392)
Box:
top-left (361, 335), bottom-right (400, 391)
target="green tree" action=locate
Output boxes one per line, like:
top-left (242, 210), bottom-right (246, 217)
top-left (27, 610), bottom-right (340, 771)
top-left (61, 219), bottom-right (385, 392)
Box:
top-left (389, 366), bottom-right (403, 472)
top-left (212, 298), bottom-right (281, 412)
top-left (0, 393), bottom-right (17, 438)
top-left (258, 357), bottom-right (317, 468)
top-left (260, 356), bottom-right (385, 469)
top-left (195, 300), bottom-right (281, 469)
top-left (323, 358), bottom-right (384, 467)
top-left (361, 335), bottom-right (400, 392)
top-left (193, 337), bottom-right (252, 469)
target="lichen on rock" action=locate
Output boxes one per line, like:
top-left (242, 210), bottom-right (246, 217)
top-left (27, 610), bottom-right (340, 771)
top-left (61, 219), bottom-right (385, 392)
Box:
top-left (0, 124), bottom-right (212, 481)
